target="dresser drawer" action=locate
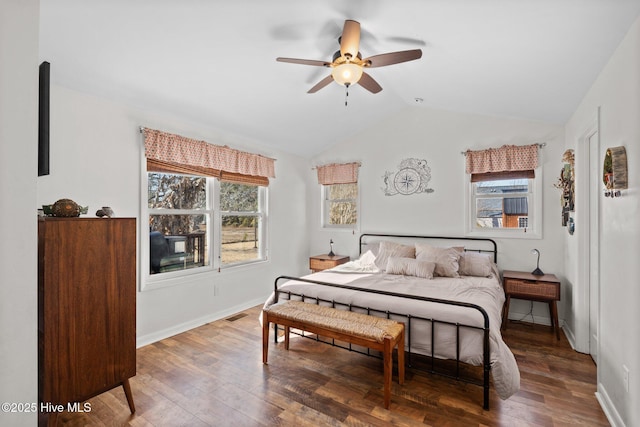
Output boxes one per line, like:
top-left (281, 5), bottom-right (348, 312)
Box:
top-left (310, 258), bottom-right (336, 271)
top-left (309, 255), bottom-right (349, 272)
top-left (504, 279), bottom-right (559, 300)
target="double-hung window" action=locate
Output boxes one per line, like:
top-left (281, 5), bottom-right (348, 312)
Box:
top-left (316, 162), bottom-right (360, 229)
top-left (219, 181), bottom-right (265, 266)
top-left (465, 144), bottom-right (541, 238)
top-left (148, 173), bottom-right (211, 275)
top-left (322, 183), bottom-right (358, 228)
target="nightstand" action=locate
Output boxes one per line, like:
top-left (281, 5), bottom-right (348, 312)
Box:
top-left (309, 254), bottom-right (350, 273)
top-left (502, 270), bottom-right (561, 340)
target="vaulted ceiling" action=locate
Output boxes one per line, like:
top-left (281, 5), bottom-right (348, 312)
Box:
top-left (39, 0), bottom-right (640, 157)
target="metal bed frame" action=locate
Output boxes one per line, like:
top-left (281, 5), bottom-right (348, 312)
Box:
top-left (271, 233), bottom-right (498, 410)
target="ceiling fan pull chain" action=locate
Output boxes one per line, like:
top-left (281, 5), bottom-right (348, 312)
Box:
top-left (345, 84), bottom-right (350, 106)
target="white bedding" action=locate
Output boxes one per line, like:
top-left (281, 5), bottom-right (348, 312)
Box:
top-left (264, 269), bottom-right (520, 400)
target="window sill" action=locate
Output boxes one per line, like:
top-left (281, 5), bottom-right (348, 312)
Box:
top-left (322, 226), bottom-right (358, 231)
top-left (140, 259), bottom-right (270, 292)
top-left (141, 267), bottom-right (215, 291)
top-left (220, 258), bottom-right (269, 272)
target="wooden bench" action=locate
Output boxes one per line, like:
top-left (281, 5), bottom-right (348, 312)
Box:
top-left (262, 300), bottom-right (405, 409)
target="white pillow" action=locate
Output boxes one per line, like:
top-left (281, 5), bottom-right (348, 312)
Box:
top-left (357, 250), bottom-right (377, 267)
top-left (458, 252), bottom-right (493, 277)
top-left (374, 241), bottom-right (415, 270)
top-left (415, 243), bottom-right (462, 278)
top-left (386, 257), bottom-right (436, 279)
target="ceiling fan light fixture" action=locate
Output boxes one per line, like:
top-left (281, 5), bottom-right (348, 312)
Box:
top-left (331, 62), bottom-right (363, 86)
top-left (277, 19), bottom-right (422, 95)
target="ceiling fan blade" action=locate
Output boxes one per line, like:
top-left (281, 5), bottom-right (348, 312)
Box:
top-left (358, 72), bottom-right (382, 94)
top-left (308, 75), bottom-right (334, 93)
top-left (276, 57), bottom-right (331, 67)
top-left (364, 49), bottom-right (423, 68)
top-left (340, 20), bottom-right (360, 59)
top-left (385, 36), bottom-right (426, 47)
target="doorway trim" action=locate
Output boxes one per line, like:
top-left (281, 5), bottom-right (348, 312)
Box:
top-left (575, 109), bottom-right (600, 356)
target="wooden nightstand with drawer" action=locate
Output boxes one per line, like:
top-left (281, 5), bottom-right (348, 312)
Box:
top-left (309, 254), bottom-right (350, 272)
top-left (502, 270), bottom-right (561, 340)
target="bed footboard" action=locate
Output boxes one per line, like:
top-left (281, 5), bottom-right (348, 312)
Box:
top-left (272, 275), bottom-right (492, 410)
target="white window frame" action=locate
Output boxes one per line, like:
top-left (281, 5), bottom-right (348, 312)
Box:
top-left (464, 170), bottom-right (542, 239)
top-left (218, 181), bottom-right (268, 268)
top-left (141, 170), bottom-right (268, 291)
top-left (321, 182), bottom-right (360, 230)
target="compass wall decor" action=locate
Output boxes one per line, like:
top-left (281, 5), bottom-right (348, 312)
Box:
top-left (382, 158), bottom-right (434, 196)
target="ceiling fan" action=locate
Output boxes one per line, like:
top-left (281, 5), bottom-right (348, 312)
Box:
top-left (276, 20), bottom-right (422, 94)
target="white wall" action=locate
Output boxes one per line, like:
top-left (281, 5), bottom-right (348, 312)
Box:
top-left (37, 85), bottom-right (310, 346)
top-left (0, 0), bottom-right (39, 426)
top-left (564, 15), bottom-right (640, 427)
top-left (309, 106), bottom-right (566, 324)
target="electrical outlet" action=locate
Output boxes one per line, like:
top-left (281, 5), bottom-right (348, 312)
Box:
top-left (623, 365), bottom-right (629, 393)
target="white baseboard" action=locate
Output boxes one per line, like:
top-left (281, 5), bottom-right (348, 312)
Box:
top-left (136, 295), bottom-right (268, 348)
top-left (596, 382), bottom-right (625, 427)
top-left (562, 322), bottom-right (578, 351)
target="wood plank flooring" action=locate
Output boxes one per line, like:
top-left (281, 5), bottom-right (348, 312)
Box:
top-left (56, 305), bottom-right (608, 426)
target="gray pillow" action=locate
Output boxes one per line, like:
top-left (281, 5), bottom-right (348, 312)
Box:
top-left (458, 252), bottom-right (493, 277)
top-left (386, 257), bottom-right (436, 279)
top-left (415, 243), bottom-right (462, 278)
top-left (374, 241), bottom-right (415, 270)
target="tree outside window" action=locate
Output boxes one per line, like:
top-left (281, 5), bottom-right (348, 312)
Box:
top-left (220, 182), bottom-right (263, 265)
top-left (147, 174), bottom-right (266, 276)
top-left (323, 183), bottom-right (358, 227)
top-left (148, 173), bottom-right (209, 275)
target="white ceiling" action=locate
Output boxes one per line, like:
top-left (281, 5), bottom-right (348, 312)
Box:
top-left (39, 0), bottom-right (640, 158)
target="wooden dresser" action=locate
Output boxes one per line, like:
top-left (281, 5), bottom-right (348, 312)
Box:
top-left (38, 217), bottom-right (137, 425)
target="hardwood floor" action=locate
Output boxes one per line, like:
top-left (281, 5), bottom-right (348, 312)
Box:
top-left (56, 305), bottom-right (608, 426)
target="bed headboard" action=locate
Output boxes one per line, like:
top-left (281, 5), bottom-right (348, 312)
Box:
top-left (359, 233), bottom-right (498, 263)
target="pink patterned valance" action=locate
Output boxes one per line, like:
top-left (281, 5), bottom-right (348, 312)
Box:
top-left (316, 162), bottom-right (361, 185)
top-left (465, 144), bottom-right (539, 175)
top-left (143, 128), bottom-right (276, 179)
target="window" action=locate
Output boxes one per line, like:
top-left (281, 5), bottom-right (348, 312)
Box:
top-left (322, 182), bottom-right (358, 228)
top-left (148, 173), bottom-right (210, 275)
top-left (467, 175), bottom-right (541, 237)
top-left (220, 182), bottom-right (265, 266)
top-left (472, 179), bottom-right (530, 229)
top-left (316, 162), bottom-right (360, 229)
top-left (141, 127), bottom-right (274, 287)
top-left (146, 173), bottom-right (267, 280)
top-left (465, 143), bottom-right (542, 238)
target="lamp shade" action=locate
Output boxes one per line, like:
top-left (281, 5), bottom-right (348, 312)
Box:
top-left (331, 63), bottom-right (363, 86)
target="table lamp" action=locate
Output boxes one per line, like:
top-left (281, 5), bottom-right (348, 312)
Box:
top-left (531, 249), bottom-right (544, 276)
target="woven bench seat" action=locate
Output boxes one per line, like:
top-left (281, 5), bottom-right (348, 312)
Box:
top-left (262, 300), bottom-right (405, 409)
